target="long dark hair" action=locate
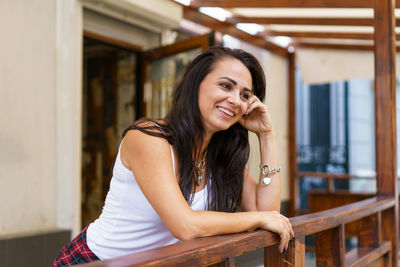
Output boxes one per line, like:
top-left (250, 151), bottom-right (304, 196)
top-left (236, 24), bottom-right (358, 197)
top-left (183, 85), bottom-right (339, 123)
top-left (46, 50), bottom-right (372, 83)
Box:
top-left (123, 46), bottom-right (266, 212)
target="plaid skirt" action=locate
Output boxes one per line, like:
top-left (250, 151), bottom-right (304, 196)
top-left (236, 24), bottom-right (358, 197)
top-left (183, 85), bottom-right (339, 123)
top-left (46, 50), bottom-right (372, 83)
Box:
top-left (53, 226), bottom-right (100, 266)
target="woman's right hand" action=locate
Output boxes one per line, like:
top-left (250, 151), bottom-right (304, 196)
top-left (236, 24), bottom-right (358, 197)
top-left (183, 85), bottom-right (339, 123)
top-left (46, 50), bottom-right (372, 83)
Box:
top-left (260, 211), bottom-right (294, 253)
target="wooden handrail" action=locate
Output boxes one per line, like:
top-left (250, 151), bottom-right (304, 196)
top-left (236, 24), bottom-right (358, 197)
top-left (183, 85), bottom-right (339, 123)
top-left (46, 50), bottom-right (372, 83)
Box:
top-left (79, 196), bottom-right (394, 267)
top-left (291, 196), bottom-right (394, 237)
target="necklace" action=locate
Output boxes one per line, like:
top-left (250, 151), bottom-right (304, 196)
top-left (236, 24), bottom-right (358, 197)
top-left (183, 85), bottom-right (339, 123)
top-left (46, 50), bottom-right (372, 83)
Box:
top-left (195, 150), bottom-right (207, 186)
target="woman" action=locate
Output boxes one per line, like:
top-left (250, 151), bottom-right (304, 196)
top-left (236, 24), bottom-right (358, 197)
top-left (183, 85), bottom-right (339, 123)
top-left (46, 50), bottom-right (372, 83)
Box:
top-left (54, 46), bottom-right (293, 266)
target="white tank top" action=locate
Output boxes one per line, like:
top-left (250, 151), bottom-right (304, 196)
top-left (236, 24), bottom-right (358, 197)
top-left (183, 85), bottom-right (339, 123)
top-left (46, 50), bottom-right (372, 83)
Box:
top-left (87, 139), bottom-right (209, 260)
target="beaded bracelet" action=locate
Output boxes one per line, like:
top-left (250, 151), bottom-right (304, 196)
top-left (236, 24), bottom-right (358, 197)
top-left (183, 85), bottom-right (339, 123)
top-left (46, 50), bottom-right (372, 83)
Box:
top-left (259, 164), bottom-right (281, 186)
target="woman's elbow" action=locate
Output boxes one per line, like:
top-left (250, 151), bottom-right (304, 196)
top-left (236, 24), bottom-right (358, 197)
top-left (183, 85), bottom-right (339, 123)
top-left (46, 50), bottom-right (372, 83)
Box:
top-left (171, 226), bottom-right (199, 241)
top-left (174, 231), bottom-right (196, 241)
top-left (169, 215), bottom-right (202, 241)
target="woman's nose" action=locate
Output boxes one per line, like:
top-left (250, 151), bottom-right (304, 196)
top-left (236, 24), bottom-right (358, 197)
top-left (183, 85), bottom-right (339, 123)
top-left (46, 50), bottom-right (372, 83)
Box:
top-left (227, 91), bottom-right (240, 106)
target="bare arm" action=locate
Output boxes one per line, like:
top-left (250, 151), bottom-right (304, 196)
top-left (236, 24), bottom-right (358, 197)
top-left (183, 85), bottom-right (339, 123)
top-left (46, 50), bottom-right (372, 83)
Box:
top-left (241, 131), bottom-right (281, 212)
top-left (121, 129), bottom-right (292, 251)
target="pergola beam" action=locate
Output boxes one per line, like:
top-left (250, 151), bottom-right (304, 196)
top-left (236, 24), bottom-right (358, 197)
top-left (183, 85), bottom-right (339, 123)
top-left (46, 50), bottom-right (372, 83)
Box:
top-left (228, 17), bottom-right (400, 27)
top-left (291, 42), bottom-right (374, 51)
top-left (262, 31), bottom-right (377, 40)
top-left (183, 6), bottom-right (288, 57)
top-left (191, 0), bottom-right (400, 8)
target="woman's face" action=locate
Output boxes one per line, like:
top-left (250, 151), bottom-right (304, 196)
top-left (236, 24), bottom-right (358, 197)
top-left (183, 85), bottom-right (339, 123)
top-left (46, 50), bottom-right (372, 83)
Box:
top-left (198, 57), bottom-right (253, 137)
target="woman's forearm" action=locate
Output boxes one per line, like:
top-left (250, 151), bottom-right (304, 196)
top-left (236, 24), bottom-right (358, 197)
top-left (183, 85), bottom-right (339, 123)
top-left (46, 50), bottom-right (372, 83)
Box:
top-left (180, 210), bottom-right (263, 240)
top-left (178, 209), bottom-right (292, 253)
top-left (255, 131), bottom-right (281, 211)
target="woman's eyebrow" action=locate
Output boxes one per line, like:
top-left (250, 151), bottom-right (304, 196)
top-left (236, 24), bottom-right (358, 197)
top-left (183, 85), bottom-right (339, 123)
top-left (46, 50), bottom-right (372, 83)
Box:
top-left (218, 76), bottom-right (253, 92)
top-left (219, 76), bottom-right (237, 85)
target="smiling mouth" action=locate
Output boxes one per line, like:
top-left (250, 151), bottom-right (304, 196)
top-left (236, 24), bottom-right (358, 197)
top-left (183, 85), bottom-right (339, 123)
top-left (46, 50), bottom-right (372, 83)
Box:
top-left (217, 106), bottom-right (235, 117)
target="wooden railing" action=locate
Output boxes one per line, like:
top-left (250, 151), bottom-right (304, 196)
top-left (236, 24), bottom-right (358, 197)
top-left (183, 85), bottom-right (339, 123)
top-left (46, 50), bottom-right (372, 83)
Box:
top-left (80, 196), bottom-right (395, 267)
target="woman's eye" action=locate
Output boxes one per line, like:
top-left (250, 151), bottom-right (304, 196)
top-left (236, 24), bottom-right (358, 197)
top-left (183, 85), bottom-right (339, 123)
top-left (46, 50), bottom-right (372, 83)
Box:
top-left (220, 83), bottom-right (231, 89)
top-left (240, 92), bottom-right (251, 101)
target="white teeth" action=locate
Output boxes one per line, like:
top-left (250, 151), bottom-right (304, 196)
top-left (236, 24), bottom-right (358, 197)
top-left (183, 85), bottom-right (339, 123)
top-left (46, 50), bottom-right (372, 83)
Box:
top-left (217, 107), bottom-right (234, 117)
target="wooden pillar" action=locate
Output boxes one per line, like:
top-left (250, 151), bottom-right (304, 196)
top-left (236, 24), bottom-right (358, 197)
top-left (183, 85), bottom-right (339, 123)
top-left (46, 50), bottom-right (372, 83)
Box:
top-left (373, 0), bottom-right (399, 266)
top-left (288, 51), bottom-right (297, 217)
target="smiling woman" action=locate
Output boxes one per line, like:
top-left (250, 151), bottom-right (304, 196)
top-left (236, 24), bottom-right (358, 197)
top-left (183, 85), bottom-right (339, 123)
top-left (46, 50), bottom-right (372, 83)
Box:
top-left (53, 46), bottom-right (293, 266)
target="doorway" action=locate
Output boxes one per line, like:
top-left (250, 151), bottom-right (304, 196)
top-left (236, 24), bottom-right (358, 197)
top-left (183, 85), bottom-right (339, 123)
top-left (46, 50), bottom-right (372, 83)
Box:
top-left (81, 32), bottom-right (214, 227)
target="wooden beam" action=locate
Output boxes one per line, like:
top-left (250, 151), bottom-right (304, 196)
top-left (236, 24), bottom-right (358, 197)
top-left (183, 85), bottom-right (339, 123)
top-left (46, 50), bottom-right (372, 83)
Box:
top-left (373, 0), bottom-right (399, 266)
top-left (191, 0), bottom-right (400, 8)
top-left (292, 42), bottom-right (400, 52)
top-left (183, 6), bottom-right (288, 57)
top-left (262, 30), bottom-right (400, 40)
top-left (266, 31), bottom-right (375, 40)
top-left (228, 17), bottom-right (375, 26)
top-left (229, 17), bottom-right (400, 27)
top-left (291, 42), bottom-right (374, 51)
top-left (288, 52), bottom-right (297, 217)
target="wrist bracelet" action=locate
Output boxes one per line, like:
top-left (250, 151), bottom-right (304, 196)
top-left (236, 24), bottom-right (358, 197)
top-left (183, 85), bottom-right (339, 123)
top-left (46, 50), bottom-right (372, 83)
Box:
top-left (259, 164), bottom-right (281, 186)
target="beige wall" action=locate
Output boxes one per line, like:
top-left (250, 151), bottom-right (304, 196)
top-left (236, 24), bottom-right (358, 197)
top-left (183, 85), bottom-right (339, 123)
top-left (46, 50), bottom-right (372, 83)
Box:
top-left (0, 0), bottom-right (180, 236)
top-left (0, 0), bottom-right (58, 234)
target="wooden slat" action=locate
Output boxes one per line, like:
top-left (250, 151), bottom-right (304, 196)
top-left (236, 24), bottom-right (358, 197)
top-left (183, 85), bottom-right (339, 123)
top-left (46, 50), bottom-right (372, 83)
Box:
top-left (358, 213), bottom-right (380, 247)
top-left (374, 0), bottom-right (399, 266)
top-left (315, 224), bottom-right (345, 267)
top-left (264, 237), bottom-right (305, 266)
top-left (183, 6), bottom-right (289, 57)
top-left (344, 241), bottom-right (391, 267)
top-left (191, 0), bottom-right (400, 8)
top-left (290, 196), bottom-right (394, 237)
top-left (381, 208), bottom-right (397, 267)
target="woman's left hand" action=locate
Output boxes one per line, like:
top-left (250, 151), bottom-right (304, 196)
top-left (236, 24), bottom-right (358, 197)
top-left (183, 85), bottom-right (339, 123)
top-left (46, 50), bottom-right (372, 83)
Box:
top-left (239, 95), bottom-right (273, 134)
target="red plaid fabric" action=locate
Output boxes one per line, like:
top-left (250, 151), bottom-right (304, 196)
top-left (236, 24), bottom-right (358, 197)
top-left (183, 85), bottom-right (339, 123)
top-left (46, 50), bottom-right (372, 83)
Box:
top-left (53, 226), bottom-right (100, 266)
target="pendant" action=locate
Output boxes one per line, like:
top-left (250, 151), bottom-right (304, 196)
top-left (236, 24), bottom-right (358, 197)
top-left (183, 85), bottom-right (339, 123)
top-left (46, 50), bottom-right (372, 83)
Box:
top-left (262, 177), bottom-right (271, 186)
top-left (197, 175), bottom-right (203, 185)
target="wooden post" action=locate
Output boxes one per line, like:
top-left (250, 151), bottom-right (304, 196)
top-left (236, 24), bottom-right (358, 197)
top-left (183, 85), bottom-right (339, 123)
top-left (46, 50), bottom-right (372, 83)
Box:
top-left (315, 224), bottom-right (345, 267)
top-left (357, 213), bottom-right (380, 247)
top-left (373, 0), bottom-right (399, 266)
top-left (288, 51), bottom-right (297, 217)
top-left (264, 237), bottom-right (305, 266)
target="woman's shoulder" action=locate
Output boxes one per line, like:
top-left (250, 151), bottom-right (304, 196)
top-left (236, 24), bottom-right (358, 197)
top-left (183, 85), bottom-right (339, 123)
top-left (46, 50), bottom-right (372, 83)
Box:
top-left (124, 119), bottom-right (169, 147)
top-left (121, 119), bottom-right (172, 170)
